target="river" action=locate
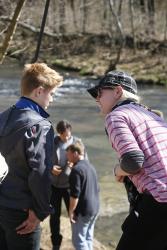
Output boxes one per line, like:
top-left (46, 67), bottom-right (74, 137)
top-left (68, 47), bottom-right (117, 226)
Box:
top-left (0, 64), bottom-right (167, 248)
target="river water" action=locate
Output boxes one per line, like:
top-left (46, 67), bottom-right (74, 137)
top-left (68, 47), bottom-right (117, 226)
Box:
top-left (0, 65), bottom-right (167, 248)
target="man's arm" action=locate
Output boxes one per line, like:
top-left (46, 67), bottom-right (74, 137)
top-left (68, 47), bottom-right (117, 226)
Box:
top-left (69, 197), bottom-right (79, 223)
top-left (106, 113), bottom-right (144, 179)
top-left (69, 169), bottom-right (81, 223)
top-left (16, 123), bottom-right (54, 234)
top-left (26, 123), bottom-right (54, 220)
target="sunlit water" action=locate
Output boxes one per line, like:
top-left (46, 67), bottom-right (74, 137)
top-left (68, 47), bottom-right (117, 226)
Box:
top-left (0, 65), bottom-right (167, 248)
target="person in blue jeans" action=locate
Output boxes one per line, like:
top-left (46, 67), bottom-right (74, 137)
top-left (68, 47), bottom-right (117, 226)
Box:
top-left (67, 141), bottom-right (100, 250)
top-left (50, 120), bottom-right (88, 250)
top-left (0, 63), bottom-right (62, 250)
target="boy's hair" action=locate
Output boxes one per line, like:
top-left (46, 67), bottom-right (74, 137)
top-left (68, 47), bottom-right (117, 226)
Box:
top-left (21, 63), bottom-right (63, 95)
top-left (66, 141), bottom-right (84, 155)
top-left (56, 120), bottom-right (72, 134)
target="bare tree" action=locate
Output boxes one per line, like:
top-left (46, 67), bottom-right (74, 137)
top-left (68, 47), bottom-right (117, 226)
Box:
top-left (107, 0), bottom-right (124, 71)
top-left (147, 0), bottom-right (155, 37)
top-left (0, 0), bottom-right (26, 64)
top-left (69, 0), bottom-right (78, 32)
top-left (81, 0), bottom-right (87, 33)
top-left (139, 0), bottom-right (146, 13)
top-left (117, 0), bottom-right (123, 20)
top-left (59, 0), bottom-right (66, 34)
top-left (102, 0), bottom-right (108, 32)
top-left (129, 0), bottom-right (136, 54)
top-left (164, 2), bottom-right (167, 41)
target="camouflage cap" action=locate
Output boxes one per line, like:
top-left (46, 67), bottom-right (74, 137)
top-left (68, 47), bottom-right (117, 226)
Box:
top-left (87, 71), bottom-right (137, 98)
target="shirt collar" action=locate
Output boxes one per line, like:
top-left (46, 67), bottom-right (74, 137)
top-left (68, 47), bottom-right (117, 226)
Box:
top-left (15, 96), bottom-right (49, 118)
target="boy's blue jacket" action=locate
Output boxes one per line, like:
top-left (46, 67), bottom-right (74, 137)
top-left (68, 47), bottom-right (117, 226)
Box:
top-left (0, 105), bottom-right (54, 221)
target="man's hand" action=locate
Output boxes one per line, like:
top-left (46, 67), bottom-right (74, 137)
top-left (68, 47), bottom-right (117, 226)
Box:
top-left (16, 209), bottom-right (40, 235)
top-left (52, 165), bottom-right (62, 176)
top-left (69, 211), bottom-right (77, 224)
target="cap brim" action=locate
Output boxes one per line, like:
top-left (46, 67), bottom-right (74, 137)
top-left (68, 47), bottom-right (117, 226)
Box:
top-left (87, 86), bottom-right (99, 99)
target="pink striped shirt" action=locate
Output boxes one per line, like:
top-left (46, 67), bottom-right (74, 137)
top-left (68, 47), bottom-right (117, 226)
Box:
top-left (105, 103), bottom-right (167, 202)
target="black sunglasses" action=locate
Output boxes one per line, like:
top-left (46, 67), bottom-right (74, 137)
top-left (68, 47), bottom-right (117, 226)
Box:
top-left (97, 86), bottom-right (116, 98)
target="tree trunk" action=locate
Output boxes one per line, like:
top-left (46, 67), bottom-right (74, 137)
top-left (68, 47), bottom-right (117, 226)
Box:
top-left (147, 0), bottom-right (155, 37)
top-left (81, 0), bottom-right (87, 34)
top-left (59, 0), bottom-right (66, 34)
top-left (129, 0), bottom-right (136, 54)
top-left (102, 0), bottom-right (108, 32)
top-left (32, 0), bottom-right (50, 63)
top-left (118, 0), bottom-right (123, 20)
top-left (107, 0), bottom-right (124, 72)
top-left (164, 3), bottom-right (167, 41)
top-left (0, 0), bottom-right (26, 64)
top-left (69, 0), bottom-right (78, 32)
top-left (140, 0), bottom-right (145, 13)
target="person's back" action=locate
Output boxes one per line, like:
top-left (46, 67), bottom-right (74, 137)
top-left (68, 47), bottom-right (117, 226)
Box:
top-left (67, 141), bottom-right (99, 250)
top-left (0, 63), bottom-right (62, 250)
top-left (70, 159), bottom-right (99, 217)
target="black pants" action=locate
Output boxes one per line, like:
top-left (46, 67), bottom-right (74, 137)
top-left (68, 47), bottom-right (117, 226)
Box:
top-left (0, 224), bottom-right (8, 250)
top-left (116, 193), bottom-right (167, 250)
top-left (0, 207), bottom-right (41, 250)
top-left (50, 186), bottom-right (70, 247)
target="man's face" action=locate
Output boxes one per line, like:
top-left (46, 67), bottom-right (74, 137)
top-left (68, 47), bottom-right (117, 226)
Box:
top-left (37, 86), bottom-right (57, 110)
top-left (66, 149), bottom-right (75, 163)
top-left (59, 129), bottom-right (71, 142)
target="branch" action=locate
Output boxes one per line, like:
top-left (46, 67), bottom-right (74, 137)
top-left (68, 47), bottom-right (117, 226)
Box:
top-left (0, 27), bottom-right (8, 36)
top-left (9, 45), bottom-right (28, 56)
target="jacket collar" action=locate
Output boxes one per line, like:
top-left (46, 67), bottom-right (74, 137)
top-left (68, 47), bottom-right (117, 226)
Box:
top-left (15, 96), bottom-right (49, 118)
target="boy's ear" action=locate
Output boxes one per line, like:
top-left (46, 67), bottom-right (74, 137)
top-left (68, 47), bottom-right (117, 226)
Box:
top-left (34, 86), bottom-right (43, 97)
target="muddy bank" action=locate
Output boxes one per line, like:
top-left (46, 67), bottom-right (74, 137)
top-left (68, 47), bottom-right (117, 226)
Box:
top-left (2, 32), bottom-right (167, 85)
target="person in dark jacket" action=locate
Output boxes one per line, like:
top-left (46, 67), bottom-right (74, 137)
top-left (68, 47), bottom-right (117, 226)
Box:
top-left (0, 63), bottom-right (62, 250)
top-left (50, 120), bottom-right (88, 250)
top-left (67, 141), bottom-right (99, 250)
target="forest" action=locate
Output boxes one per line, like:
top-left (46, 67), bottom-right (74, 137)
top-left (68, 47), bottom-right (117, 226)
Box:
top-left (0, 0), bottom-right (166, 83)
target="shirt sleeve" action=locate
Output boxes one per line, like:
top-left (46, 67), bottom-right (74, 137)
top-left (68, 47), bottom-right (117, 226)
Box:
top-left (25, 122), bottom-right (54, 221)
top-left (105, 112), bottom-right (143, 157)
top-left (120, 150), bottom-right (144, 174)
top-left (69, 169), bottom-right (81, 198)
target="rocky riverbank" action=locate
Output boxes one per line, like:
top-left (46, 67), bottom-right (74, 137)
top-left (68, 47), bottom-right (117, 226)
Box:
top-left (40, 216), bottom-right (110, 250)
top-left (3, 33), bottom-right (167, 86)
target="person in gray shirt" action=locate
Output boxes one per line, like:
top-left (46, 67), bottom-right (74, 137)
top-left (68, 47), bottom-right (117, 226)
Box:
top-left (50, 120), bottom-right (87, 250)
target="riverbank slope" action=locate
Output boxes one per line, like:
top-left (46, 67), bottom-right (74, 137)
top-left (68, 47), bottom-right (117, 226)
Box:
top-left (3, 33), bottom-right (167, 86)
top-left (40, 216), bottom-right (110, 250)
